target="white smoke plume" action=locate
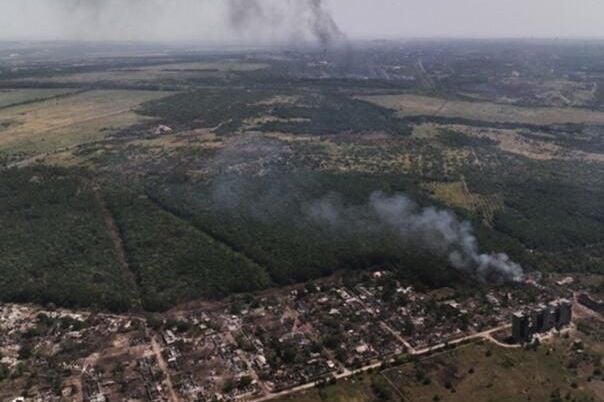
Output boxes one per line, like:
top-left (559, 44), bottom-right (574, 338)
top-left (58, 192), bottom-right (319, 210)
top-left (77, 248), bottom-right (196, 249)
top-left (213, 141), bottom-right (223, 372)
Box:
top-left (207, 136), bottom-right (522, 283)
top-left (307, 191), bottom-right (524, 282)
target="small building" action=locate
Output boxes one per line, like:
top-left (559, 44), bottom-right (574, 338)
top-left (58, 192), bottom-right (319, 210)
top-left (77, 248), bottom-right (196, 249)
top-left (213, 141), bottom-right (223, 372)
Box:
top-left (153, 124), bottom-right (173, 135)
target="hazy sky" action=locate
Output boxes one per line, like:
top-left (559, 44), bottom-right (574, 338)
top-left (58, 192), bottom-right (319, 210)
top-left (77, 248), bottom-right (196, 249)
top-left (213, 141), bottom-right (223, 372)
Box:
top-left (335, 0), bottom-right (604, 39)
top-left (1, 0), bottom-right (603, 43)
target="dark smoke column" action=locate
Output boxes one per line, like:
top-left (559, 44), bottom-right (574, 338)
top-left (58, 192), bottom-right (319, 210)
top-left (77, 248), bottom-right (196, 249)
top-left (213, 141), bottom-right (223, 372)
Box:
top-left (226, 0), bottom-right (345, 46)
top-left (309, 0), bottom-right (345, 46)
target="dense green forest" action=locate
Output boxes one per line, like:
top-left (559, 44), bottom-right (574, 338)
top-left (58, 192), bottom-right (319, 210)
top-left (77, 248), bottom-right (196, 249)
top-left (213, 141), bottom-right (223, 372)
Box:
top-left (139, 89), bottom-right (273, 134)
top-left (0, 167), bottom-right (470, 312)
top-left (105, 191), bottom-right (271, 311)
top-left (463, 157), bottom-right (604, 253)
top-left (140, 89), bottom-right (411, 136)
top-left (146, 172), bottom-right (477, 289)
top-left (259, 95), bottom-right (412, 135)
top-left (0, 167), bottom-right (135, 311)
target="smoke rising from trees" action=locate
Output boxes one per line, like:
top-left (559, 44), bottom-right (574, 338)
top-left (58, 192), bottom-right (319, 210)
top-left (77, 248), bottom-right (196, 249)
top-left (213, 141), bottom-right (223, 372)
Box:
top-left (208, 136), bottom-right (523, 284)
top-left (306, 192), bottom-right (524, 282)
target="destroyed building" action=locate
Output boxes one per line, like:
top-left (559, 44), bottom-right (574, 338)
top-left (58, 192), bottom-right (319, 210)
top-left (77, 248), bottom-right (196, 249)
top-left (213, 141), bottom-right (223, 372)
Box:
top-left (512, 299), bottom-right (572, 343)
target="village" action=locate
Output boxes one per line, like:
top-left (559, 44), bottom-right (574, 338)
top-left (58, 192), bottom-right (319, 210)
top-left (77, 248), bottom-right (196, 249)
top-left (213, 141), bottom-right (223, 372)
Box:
top-left (0, 271), bottom-right (592, 402)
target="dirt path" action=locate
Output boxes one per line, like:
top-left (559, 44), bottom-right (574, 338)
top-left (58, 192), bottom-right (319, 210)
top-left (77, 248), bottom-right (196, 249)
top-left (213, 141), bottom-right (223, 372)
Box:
top-left (411, 324), bottom-right (511, 355)
top-left (380, 321), bottom-right (414, 352)
top-left (237, 348), bottom-right (270, 395)
top-left (250, 323), bottom-right (512, 401)
top-left (381, 371), bottom-right (408, 401)
top-left (94, 188), bottom-right (143, 310)
top-left (151, 336), bottom-right (180, 402)
top-left (483, 333), bottom-right (521, 349)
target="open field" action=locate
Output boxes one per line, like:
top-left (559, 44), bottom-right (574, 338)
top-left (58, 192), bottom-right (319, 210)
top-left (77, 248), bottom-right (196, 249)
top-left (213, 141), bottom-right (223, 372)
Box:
top-left (279, 317), bottom-right (604, 402)
top-left (0, 89), bottom-right (167, 160)
top-left (423, 181), bottom-right (503, 225)
top-left (382, 340), bottom-right (594, 402)
top-left (446, 124), bottom-right (604, 163)
top-left (360, 94), bottom-right (604, 125)
top-left (0, 88), bottom-right (76, 108)
top-left (12, 61), bottom-right (268, 85)
top-left (275, 373), bottom-right (382, 402)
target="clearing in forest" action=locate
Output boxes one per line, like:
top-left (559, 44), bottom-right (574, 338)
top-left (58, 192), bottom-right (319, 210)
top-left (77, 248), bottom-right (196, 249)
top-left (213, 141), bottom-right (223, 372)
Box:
top-left (0, 89), bottom-right (168, 158)
top-left (360, 94), bottom-right (604, 125)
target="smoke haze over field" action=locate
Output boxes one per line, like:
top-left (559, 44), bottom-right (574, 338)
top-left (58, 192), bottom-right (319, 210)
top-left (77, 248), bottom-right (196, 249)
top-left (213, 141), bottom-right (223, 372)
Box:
top-left (1, 0), bottom-right (604, 42)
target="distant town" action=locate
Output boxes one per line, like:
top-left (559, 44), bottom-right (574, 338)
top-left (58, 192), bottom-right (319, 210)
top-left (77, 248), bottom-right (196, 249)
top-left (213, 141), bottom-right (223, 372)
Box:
top-left (2, 270), bottom-right (600, 402)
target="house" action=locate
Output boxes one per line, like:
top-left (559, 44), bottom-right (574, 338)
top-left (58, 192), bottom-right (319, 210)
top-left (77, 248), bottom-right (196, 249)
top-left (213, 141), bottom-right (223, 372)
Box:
top-left (153, 125), bottom-right (173, 135)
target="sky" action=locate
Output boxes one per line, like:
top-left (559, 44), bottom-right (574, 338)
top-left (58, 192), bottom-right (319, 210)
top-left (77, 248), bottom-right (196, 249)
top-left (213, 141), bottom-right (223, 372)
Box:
top-left (1, 0), bottom-right (603, 43)
top-left (335, 0), bottom-right (604, 39)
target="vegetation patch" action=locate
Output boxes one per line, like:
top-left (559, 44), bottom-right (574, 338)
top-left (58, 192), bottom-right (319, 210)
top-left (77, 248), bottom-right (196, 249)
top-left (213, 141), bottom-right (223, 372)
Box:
top-left (0, 88), bottom-right (77, 109)
top-left (105, 190), bottom-right (272, 311)
top-left (361, 94), bottom-right (604, 125)
top-left (0, 167), bottom-right (135, 311)
top-left (0, 90), bottom-right (167, 163)
top-left (382, 336), bottom-right (600, 402)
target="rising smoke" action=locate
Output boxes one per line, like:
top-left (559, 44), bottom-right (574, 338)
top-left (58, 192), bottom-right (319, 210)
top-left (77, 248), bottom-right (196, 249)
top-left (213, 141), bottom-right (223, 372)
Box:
top-left (0, 0), bottom-right (344, 46)
top-left (306, 192), bottom-right (524, 283)
top-left (226, 0), bottom-right (344, 47)
top-left (207, 135), bottom-right (523, 284)
top-left (309, 0), bottom-right (345, 45)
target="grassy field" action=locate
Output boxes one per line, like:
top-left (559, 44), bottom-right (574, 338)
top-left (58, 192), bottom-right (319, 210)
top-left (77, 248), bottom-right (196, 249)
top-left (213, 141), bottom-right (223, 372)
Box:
top-left (423, 181), bottom-right (502, 225)
top-left (0, 90), bottom-right (167, 160)
top-left (13, 61), bottom-right (268, 85)
top-left (275, 372), bottom-right (386, 402)
top-left (280, 321), bottom-right (603, 402)
top-left (0, 88), bottom-right (76, 108)
top-left (360, 94), bottom-right (604, 125)
top-left (383, 338), bottom-right (599, 402)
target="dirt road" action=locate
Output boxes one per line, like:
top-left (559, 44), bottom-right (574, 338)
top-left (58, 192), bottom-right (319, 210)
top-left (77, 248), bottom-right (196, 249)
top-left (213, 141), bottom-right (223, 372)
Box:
top-left (249, 324), bottom-right (512, 402)
top-left (151, 336), bottom-right (180, 402)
